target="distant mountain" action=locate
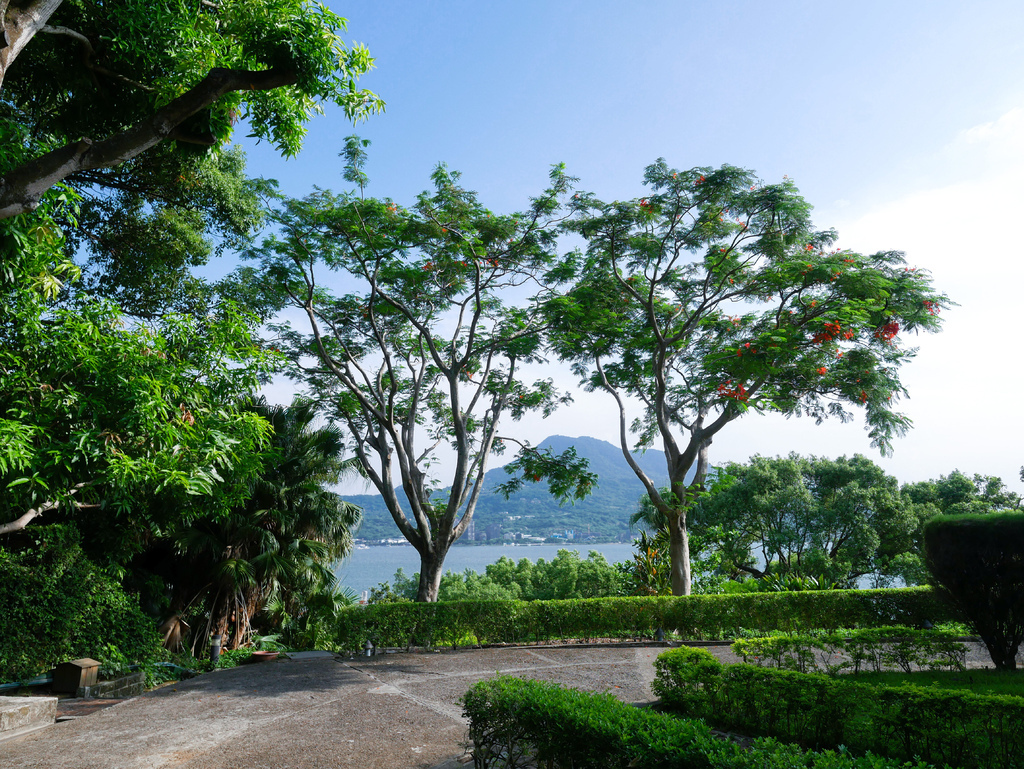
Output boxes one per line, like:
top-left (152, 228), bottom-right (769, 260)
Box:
top-left (347, 435), bottom-right (670, 542)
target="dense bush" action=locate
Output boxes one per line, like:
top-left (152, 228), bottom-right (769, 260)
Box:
top-left (336, 587), bottom-right (953, 652)
top-left (732, 627), bottom-right (967, 675)
top-left (463, 676), bottom-right (934, 769)
top-left (0, 527), bottom-right (162, 682)
top-left (653, 647), bottom-right (1024, 769)
top-left (924, 512), bottom-right (1024, 670)
top-left (370, 550), bottom-right (628, 603)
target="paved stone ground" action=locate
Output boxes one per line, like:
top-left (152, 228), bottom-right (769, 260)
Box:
top-left (0, 641), bottom-right (1010, 769)
top-left (0, 646), bottom-right (670, 769)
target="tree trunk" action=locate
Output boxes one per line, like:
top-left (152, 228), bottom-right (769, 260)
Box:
top-left (210, 596), bottom-right (231, 653)
top-left (981, 633), bottom-right (1019, 671)
top-left (416, 546), bottom-right (448, 602)
top-left (668, 512), bottom-right (691, 596)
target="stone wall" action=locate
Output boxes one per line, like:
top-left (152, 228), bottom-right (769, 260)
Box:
top-left (77, 671), bottom-right (145, 699)
top-left (0, 696), bottom-right (57, 741)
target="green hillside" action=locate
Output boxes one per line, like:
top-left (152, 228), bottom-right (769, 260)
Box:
top-left (347, 436), bottom-right (671, 543)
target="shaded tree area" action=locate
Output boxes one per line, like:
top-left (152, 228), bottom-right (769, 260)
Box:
top-left (0, 0), bottom-right (382, 220)
top-left (128, 398), bottom-right (363, 654)
top-left (925, 512), bottom-right (1024, 670)
top-left (0, 1), bottom-right (382, 666)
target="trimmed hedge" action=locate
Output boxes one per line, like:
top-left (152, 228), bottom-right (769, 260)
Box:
top-left (732, 627), bottom-right (967, 675)
top-left (0, 528), bottom-right (163, 683)
top-left (462, 676), bottom-right (934, 769)
top-left (653, 646), bottom-right (1024, 769)
top-left (335, 588), bottom-right (954, 652)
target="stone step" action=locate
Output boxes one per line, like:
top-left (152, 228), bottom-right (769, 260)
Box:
top-left (0, 696), bottom-right (57, 742)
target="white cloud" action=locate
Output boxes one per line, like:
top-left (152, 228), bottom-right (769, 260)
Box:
top-left (957, 107), bottom-right (1024, 148)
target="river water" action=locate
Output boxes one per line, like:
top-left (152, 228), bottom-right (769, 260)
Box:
top-left (334, 542), bottom-right (636, 598)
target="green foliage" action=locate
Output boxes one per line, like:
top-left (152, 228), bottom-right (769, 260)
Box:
top-left (1, 1), bottom-right (382, 316)
top-left (850, 669), bottom-right (1024, 698)
top-left (0, 290), bottom-right (276, 554)
top-left (215, 648), bottom-right (255, 669)
top-left (463, 675), bottom-right (934, 769)
top-left (653, 648), bottom-right (1024, 769)
top-left (924, 512), bottom-right (1024, 670)
top-left (247, 144), bottom-right (591, 600)
top-left (904, 471), bottom-right (1022, 517)
top-left (265, 585), bottom-right (357, 652)
top-left (549, 160), bottom-right (950, 594)
top-left (135, 397), bottom-right (362, 653)
top-left (731, 627), bottom-right (967, 675)
top-left (69, 146), bottom-right (271, 317)
top-left (697, 454), bottom-right (920, 587)
top-left (0, 527), bottom-right (162, 682)
top-left (628, 489), bottom-right (727, 594)
top-left (335, 587), bottom-right (954, 652)
top-left (370, 550), bottom-right (628, 604)
top-left (619, 528), bottom-right (673, 596)
top-left (2, 0), bottom-right (383, 162)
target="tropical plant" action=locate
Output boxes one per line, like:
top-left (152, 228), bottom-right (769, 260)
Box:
top-left (148, 397), bottom-right (362, 652)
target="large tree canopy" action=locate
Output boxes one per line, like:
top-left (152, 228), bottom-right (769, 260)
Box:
top-left (0, 291), bottom-right (276, 540)
top-left (548, 161), bottom-right (950, 595)
top-left (904, 470), bottom-right (1022, 517)
top-left (246, 142), bottom-right (594, 601)
top-left (0, 0), bottom-right (383, 220)
top-left (696, 454), bottom-right (921, 587)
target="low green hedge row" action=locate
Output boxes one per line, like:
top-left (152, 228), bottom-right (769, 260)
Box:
top-left (653, 647), bottom-right (1024, 769)
top-left (0, 528), bottom-right (163, 682)
top-left (335, 588), bottom-right (953, 651)
top-left (732, 626), bottom-right (967, 675)
top-left (462, 676), bottom-right (934, 769)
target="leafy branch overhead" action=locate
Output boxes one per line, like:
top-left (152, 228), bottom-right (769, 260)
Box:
top-left (494, 442), bottom-right (597, 503)
top-left (0, 0), bottom-right (384, 219)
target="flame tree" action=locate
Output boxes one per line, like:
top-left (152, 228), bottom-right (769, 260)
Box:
top-left (246, 141), bottom-right (593, 601)
top-left (547, 161), bottom-right (949, 595)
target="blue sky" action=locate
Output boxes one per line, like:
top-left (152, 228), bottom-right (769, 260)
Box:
top-left (246, 1), bottom-right (1024, 493)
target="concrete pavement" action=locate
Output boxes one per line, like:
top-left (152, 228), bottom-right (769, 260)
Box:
top-left (0, 645), bottom-right (670, 769)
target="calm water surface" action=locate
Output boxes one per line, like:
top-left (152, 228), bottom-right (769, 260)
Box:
top-left (335, 542), bottom-right (636, 598)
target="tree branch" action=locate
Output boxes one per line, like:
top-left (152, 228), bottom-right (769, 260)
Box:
top-left (0, 481), bottom-right (89, 535)
top-left (0, 65), bottom-right (297, 219)
top-left (0, 0), bottom-right (63, 91)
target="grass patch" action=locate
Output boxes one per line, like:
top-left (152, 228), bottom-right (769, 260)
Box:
top-left (850, 668), bottom-right (1024, 697)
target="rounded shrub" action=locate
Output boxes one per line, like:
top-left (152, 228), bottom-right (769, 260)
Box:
top-left (924, 512), bottom-right (1024, 670)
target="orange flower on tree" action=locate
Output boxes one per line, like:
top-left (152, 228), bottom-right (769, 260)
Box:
top-left (716, 380), bottom-right (749, 402)
top-left (873, 320), bottom-right (900, 343)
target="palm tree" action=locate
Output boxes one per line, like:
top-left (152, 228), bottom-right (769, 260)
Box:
top-left (170, 396), bottom-right (362, 651)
